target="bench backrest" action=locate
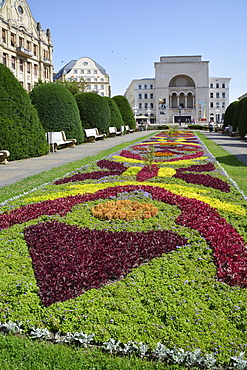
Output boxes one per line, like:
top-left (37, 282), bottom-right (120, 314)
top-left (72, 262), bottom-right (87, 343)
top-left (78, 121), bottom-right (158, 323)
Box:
top-left (84, 128), bottom-right (97, 137)
top-left (109, 127), bottom-right (116, 134)
top-left (46, 131), bottom-right (65, 144)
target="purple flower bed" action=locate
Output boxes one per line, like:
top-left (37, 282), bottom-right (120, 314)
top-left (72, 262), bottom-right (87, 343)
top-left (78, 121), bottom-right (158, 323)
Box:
top-left (24, 220), bottom-right (187, 306)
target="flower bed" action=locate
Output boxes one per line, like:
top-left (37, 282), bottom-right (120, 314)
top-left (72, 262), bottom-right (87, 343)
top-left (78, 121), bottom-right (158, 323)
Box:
top-left (0, 130), bottom-right (247, 367)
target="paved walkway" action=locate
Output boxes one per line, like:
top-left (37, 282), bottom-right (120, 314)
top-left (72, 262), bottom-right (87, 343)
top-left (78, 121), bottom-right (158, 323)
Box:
top-left (202, 131), bottom-right (247, 166)
top-left (0, 131), bottom-right (151, 188)
top-left (0, 129), bottom-right (247, 189)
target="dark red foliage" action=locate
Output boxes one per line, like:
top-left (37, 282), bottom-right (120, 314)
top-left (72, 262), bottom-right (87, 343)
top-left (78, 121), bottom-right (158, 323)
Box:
top-left (24, 221), bottom-right (187, 306)
top-left (136, 165), bottom-right (159, 182)
top-left (120, 150), bottom-right (143, 161)
top-left (54, 170), bottom-right (124, 185)
top-left (97, 159), bottom-right (127, 172)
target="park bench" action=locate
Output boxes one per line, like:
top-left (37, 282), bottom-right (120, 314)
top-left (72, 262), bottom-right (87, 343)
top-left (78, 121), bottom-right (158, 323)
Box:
top-left (84, 128), bottom-right (106, 143)
top-left (46, 131), bottom-right (76, 152)
top-left (0, 150), bottom-right (10, 164)
top-left (109, 126), bottom-right (122, 137)
top-left (125, 125), bottom-right (134, 134)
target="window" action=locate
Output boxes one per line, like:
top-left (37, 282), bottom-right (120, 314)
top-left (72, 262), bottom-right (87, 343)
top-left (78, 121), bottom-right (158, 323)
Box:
top-left (150, 103), bottom-right (153, 108)
top-left (216, 102), bottom-right (219, 108)
top-left (80, 70), bottom-right (84, 74)
top-left (138, 94), bottom-right (142, 99)
top-left (222, 92), bottom-right (225, 98)
top-left (27, 83), bottom-right (31, 92)
top-left (94, 85), bottom-right (98, 91)
top-left (27, 62), bottom-right (31, 74)
top-left (144, 84), bottom-right (147, 89)
top-left (210, 102), bottom-right (214, 108)
top-left (150, 93), bottom-right (153, 99)
top-left (94, 78), bottom-right (97, 81)
top-left (100, 85), bottom-right (104, 90)
top-left (100, 78), bottom-right (104, 81)
top-left (19, 37), bottom-right (23, 47)
top-left (101, 92), bottom-right (104, 96)
top-left (74, 70), bottom-right (78, 74)
top-left (216, 93), bottom-right (219, 98)
top-left (34, 64), bottom-right (38, 76)
top-left (26, 40), bottom-right (31, 50)
top-left (19, 59), bottom-right (24, 72)
top-left (222, 102), bottom-right (225, 108)
top-left (87, 70), bottom-right (91, 74)
top-left (216, 83), bottom-right (219, 88)
top-left (210, 83), bottom-right (213, 88)
top-left (139, 103), bottom-right (142, 108)
top-left (11, 33), bottom-right (16, 47)
top-left (144, 93), bottom-right (148, 99)
top-left (87, 78), bottom-right (91, 81)
top-left (150, 84), bottom-right (153, 89)
top-left (94, 70), bottom-right (97, 74)
top-left (11, 56), bottom-right (16, 69)
top-left (33, 44), bottom-right (37, 56)
top-left (145, 103), bottom-right (148, 108)
top-left (222, 83), bottom-right (225, 88)
top-left (138, 85), bottom-right (141, 89)
top-left (2, 53), bottom-right (7, 65)
top-left (2, 29), bottom-right (6, 43)
top-left (210, 93), bottom-right (213, 98)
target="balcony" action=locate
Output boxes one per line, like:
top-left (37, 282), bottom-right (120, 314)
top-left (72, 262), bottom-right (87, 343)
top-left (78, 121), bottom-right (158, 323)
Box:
top-left (16, 46), bottom-right (33, 57)
top-left (43, 58), bottom-right (52, 66)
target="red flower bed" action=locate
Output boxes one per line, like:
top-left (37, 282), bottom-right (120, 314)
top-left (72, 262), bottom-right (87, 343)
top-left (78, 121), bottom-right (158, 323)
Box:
top-left (136, 165), bottom-right (159, 182)
top-left (97, 159), bottom-right (127, 172)
top-left (119, 150), bottom-right (143, 161)
top-left (54, 170), bottom-right (124, 185)
top-left (24, 221), bottom-right (187, 306)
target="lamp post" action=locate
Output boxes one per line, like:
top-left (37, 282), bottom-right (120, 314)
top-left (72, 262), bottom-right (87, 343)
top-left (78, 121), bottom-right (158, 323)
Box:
top-left (133, 105), bottom-right (138, 123)
top-left (178, 105), bottom-right (182, 126)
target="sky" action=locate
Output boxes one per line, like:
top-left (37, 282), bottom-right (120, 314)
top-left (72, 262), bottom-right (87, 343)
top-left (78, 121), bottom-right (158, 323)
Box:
top-left (27, 0), bottom-right (247, 103)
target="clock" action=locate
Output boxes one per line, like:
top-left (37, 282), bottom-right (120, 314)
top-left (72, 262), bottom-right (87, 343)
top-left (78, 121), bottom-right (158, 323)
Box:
top-left (0, 0), bottom-right (6, 9)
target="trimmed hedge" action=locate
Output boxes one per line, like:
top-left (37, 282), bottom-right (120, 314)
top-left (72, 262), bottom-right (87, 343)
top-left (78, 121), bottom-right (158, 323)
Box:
top-left (112, 95), bottom-right (136, 130)
top-left (238, 97), bottom-right (247, 138)
top-left (75, 92), bottom-right (111, 134)
top-left (0, 64), bottom-right (49, 161)
top-left (223, 101), bottom-right (238, 128)
top-left (103, 97), bottom-right (124, 131)
top-left (30, 83), bottom-right (84, 144)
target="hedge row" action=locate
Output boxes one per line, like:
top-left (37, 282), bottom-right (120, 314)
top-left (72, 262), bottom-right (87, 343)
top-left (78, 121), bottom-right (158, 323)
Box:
top-left (224, 98), bottom-right (247, 137)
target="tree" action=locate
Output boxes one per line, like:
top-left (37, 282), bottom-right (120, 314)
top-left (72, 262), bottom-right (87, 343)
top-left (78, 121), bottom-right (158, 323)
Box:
top-left (112, 95), bottom-right (136, 130)
top-left (103, 97), bottom-right (124, 131)
top-left (55, 77), bottom-right (89, 96)
top-left (238, 97), bottom-right (247, 138)
top-left (75, 92), bottom-right (111, 133)
top-left (30, 83), bottom-right (84, 144)
top-left (0, 63), bottom-right (48, 161)
top-left (223, 101), bottom-right (239, 128)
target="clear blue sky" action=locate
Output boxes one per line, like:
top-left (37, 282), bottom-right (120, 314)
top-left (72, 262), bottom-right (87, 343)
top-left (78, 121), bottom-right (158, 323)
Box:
top-left (28, 0), bottom-right (247, 103)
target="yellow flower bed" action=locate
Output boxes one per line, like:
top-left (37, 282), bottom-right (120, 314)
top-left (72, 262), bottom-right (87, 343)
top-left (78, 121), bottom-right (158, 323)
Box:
top-left (92, 199), bottom-right (158, 221)
top-left (112, 155), bottom-right (208, 165)
top-left (158, 168), bottom-right (176, 177)
top-left (122, 166), bottom-right (142, 176)
top-left (24, 181), bottom-right (245, 215)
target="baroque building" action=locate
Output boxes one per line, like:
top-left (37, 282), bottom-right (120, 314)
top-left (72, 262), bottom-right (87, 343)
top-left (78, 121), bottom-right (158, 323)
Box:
top-left (125, 56), bottom-right (230, 124)
top-left (0, 0), bottom-right (53, 91)
top-left (54, 57), bottom-right (111, 97)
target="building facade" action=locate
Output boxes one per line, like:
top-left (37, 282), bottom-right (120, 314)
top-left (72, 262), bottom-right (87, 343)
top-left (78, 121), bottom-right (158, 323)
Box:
top-left (0, 0), bottom-right (53, 91)
top-left (209, 77), bottom-right (231, 123)
top-left (125, 56), bottom-right (231, 124)
top-left (54, 57), bottom-right (111, 97)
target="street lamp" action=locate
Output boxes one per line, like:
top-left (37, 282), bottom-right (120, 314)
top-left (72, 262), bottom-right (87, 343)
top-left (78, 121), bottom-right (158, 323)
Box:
top-left (178, 105), bottom-right (182, 125)
top-left (133, 105), bottom-right (138, 122)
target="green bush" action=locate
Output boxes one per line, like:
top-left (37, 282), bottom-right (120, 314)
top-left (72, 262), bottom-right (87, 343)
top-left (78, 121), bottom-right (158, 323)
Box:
top-left (0, 64), bottom-right (49, 161)
top-left (223, 101), bottom-right (239, 128)
top-left (112, 95), bottom-right (136, 130)
top-left (30, 83), bottom-right (84, 144)
top-left (231, 99), bottom-right (245, 132)
top-left (238, 97), bottom-right (247, 138)
top-left (103, 97), bottom-right (124, 131)
top-left (75, 92), bottom-right (111, 134)
top-left (187, 124), bottom-right (207, 130)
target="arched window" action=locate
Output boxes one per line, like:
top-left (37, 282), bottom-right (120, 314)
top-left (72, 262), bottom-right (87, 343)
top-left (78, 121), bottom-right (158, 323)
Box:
top-left (187, 93), bottom-right (193, 108)
top-left (171, 93), bottom-right (177, 108)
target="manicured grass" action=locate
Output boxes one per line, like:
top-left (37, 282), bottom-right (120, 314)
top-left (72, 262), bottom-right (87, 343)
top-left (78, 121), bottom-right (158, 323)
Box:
top-left (0, 334), bottom-right (186, 370)
top-left (197, 131), bottom-right (247, 196)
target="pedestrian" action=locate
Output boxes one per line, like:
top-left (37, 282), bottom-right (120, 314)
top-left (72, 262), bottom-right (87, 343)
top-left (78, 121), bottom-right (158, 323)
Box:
top-left (208, 121), bottom-right (214, 133)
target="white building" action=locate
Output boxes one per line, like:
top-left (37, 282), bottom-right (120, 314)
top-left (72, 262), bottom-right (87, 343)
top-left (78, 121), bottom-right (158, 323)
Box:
top-left (54, 57), bottom-right (111, 97)
top-left (125, 56), bottom-right (231, 124)
top-left (0, 0), bottom-right (53, 90)
top-left (209, 77), bottom-right (231, 123)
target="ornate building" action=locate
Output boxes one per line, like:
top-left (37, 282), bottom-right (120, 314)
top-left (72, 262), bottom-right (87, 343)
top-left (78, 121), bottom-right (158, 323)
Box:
top-left (125, 56), bottom-right (230, 124)
top-left (0, 0), bottom-right (53, 90)
top-left (54, 57), bottom-right (111, 97)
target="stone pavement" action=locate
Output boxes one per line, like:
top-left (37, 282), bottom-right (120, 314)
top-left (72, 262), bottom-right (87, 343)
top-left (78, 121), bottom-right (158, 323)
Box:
top-left (0, 129), bottom-right (247, 189)
top-left (202, 131), bottom-right (247, 166)
top-left (0, 130), bottom-right (151, 188)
